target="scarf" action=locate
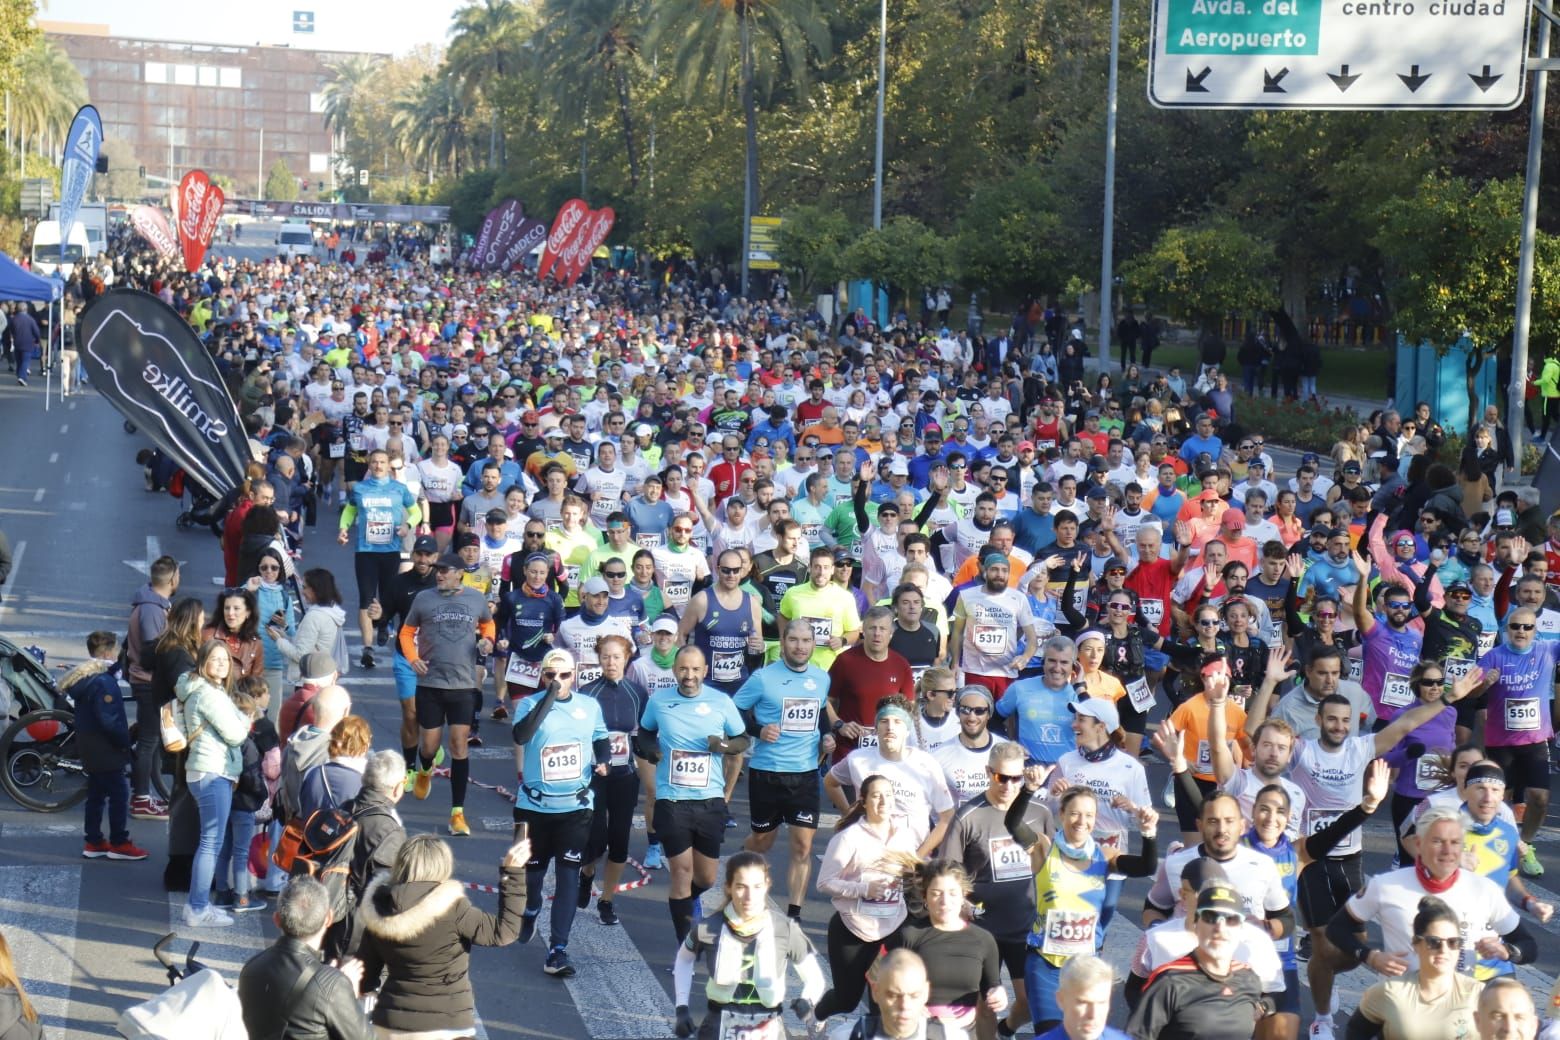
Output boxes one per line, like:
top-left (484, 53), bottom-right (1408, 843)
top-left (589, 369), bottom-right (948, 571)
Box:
top-left (1415, 858), bottom-right (1458, 894)
top-left (1054, 831), bottom-right (1097, 862)
top-left (651, 645), bottom-right (678, 669)
top-left (1080, 742), bottom-right (1115, 764)
top-left (710, 906), bottom-right (780, 1007)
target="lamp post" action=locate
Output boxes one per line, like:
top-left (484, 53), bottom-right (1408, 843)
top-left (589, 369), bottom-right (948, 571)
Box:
top-left (1097, 0), bottom-right (1123, 371)
top-left (873, 0), bottom-right (886, 231)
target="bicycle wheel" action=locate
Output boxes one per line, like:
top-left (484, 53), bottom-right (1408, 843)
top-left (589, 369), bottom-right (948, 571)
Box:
top-left (0, 709), bottom-right (89, 812)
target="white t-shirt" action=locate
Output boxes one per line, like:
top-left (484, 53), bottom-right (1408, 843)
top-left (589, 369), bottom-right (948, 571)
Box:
top-left (1137, 915), bottom-right (1285, 993)
top-left (416, 459), bottom-right (464, 504)
top-left (912, 712), bottom-right (962, 755)
top-left (1345, 865), bottom-right (1519, 974)
top-left (953, 586), bottom-right (1036, 679)
top-left (1290, 734), bottom-right (1375, 857)
top-left (1146, 843), bottom-right (1291, 921)
top-left (576, 466), bottom-right (627, 525)
top-left (1052, 748), bottom-right (1154, 866)
top-left (932, 736), bottom-right (1008, 806)
top-left (1225, 766), bottom-right (1308, 843)
top-left (828, 747), bottom-right (956, 846)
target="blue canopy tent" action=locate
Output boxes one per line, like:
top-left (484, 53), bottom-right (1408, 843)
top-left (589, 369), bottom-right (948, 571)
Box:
top-left (0, 250), bottom-right (66, 408)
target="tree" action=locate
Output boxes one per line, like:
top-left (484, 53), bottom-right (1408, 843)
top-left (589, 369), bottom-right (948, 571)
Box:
top-left (840, 215), bottom-right (949, 311)
top-left (1123, 215), bottom-right (1277, 334)
top-left (321, 55), bottom-right (382, 159)
top-left (447, 0), bottom-right (531, 167)
top-left (650, 0), bottom-right (831, 287)
top-left (954, 165), bottom-right (1068, 304)
top-left (774, 203), bottom-right (850, 297)
top-left (0, 0), bottom-right (37, 96)
top-left (265, 159), bottom-right (299, 202)
top-left (1375, 175), bottom-right (1560, 427)
top-left (9, 38), bottom-right (86, 167)
top-left (393, 71), bottom-right (473, 181)
top-left (99, 138), bottom-right (145, 201)
top-left (536, 0), bottom-right (646, 190)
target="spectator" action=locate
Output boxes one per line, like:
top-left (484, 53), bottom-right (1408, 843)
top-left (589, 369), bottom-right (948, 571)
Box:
top-left (178, 639), bottom-right (254, 927)
top-left (280, 686), bottom-right (353, 823)
top-left (67, 631), bottom-right (148, 862)
top-left (279, 653), bottom-right (340, 745)
top-left (298, 716), bottom-right (373, 819)
top-left (0, 930), bottom-right (40, 1040)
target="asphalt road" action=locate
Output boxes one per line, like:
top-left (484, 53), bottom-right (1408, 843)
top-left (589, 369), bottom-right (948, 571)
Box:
top-left (0, 378), bottom-right (1557, 1039)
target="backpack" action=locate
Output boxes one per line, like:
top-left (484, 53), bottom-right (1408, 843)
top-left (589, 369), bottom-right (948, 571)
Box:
top-left (273, 805), bottom-right (358, 920)
top-left (158, 698), bottom-right (203, 754)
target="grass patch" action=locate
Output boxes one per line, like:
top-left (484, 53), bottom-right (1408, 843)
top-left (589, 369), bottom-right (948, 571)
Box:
top-left (1120, 339), bottom-right (1392, 402)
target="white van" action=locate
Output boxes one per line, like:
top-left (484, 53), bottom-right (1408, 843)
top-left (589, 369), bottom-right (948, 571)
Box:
top-left (31, 220), bottom-right (90, 278)
top-left (275, 223), bottom-right (316, 258)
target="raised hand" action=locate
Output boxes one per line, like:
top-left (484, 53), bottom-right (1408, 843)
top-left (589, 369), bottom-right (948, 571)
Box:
top-left (1266, 644), bottom-right (1296, 685)
top-left (1351, 550), bottom-right (1371, 580)
top-left (1361, 759), bottom-right (1389, 813)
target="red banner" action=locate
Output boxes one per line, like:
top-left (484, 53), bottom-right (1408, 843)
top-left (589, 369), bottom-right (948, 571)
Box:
top-left (556, 206), bottom-right (615, 287)
top-left (176, 170), bottom-right (225, 273)
top-left (129, 205), bottom-right (178, 259)
top-left (538, 198), bottom-right (589, 280)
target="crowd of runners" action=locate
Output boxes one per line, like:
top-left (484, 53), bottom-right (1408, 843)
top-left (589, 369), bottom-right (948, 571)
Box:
top-left (28, 233), bottom-right (1560, 1040)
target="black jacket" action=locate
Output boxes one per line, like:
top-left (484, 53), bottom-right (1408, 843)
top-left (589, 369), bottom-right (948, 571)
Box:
top-left (344, 788), bottom-right (405, 899)
top-left (357, 868), bottom-right (526, 1035)
top-left (149, 643), bottom-right (195, 708)
top-left (237, 936), bottom-right (373, 1040)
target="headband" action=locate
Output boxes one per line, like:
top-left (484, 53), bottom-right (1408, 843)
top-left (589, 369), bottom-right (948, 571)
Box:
top-left (876, 704), bottom-right (913, 726)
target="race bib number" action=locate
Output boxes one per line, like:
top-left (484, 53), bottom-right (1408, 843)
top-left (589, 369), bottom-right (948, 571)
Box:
top-left (1040, 909), bottom-right (1097, 958)
top-left (1230, 684), bottom-right (1253, 709)
top-left (1505, 697), bottom-right (1541, 732)
top-left (636, 532), bottom-right (663, 549)
top-left (857, 880), bottom-right (903, 918)
top-left (564, 564), bottom-right (582, 587)
top-left (505, 657), bottom-right (542, 688)
top-left (718, 1011), bottom-right (782, 1040)
top-left (670, 749), bottom-right (711, 788)
top-left (1126, 677), bottom-right (1155, 713)
top-left (911, 665), bottom-right (930, 685)
top-left (1415, 754), bottom-right (1440, 792)
top-left (1347, 656), bottom-right (1364, 683)
top-left (1444, 658), bottom-right (1476, 684)
top-left (328, 441), bottom-right (346, 459)
top-left (988, 836), bottom-right (1031, 882)
top-left (1070, 587), bottom-right (1088, 615)
top-left (781, 697), bottom-right (819, 733)
top-left (1140, 598), bottom-right (1165, 628)
top-left (973, 624), bottom-right (1009, 655)
top-left (851, 540), bottom-right (864, 560)
top-left (712, 651), bottom-right (745, 684)
top-left (349, 432), bottom-right (366, 451)
top-left (802, 523), bottom-right (823, 544)
top-left (546, 516), bottom-right (564, 531)
top-left (1306, 807), bottom-right (1359, 856)
top-left (365, 507), bottom-right (394, 545)
top-left (1195, 739), bottom-right (1212, 772)
top-left (856, 730), bottom-right (879, 750)
top-left (1477, 631), bottom-right (1497, 655)
top-left (1380, 672), bottom-right (1413, 709)
top-left (576, 663), bottom-right (603, 686)
top-left (665, 580), bottom-right (692, 604)
top-left (805, 616), bottom-right (833, 646)
top-left (608, 732), bottom-right (631, 768)
top-left (540, 742), bottom-right (584, 783)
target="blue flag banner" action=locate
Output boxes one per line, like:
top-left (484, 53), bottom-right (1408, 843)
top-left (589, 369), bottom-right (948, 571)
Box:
top-left (59, 105), bottom-right (102, 263)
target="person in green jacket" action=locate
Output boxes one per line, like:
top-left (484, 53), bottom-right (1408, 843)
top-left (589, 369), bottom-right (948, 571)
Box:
top-left (178, 640), bottom-right (255, 927)
top-left (1537, 355), bottom-right (1560, 436)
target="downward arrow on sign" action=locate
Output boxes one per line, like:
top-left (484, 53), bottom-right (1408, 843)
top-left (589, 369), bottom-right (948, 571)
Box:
top-left (1186, 66), bottom-right (1212, 92)
top-left (1327, 64), bottom-right (1360, 91)
top-left (1263, 67), bottom-right (1289, 92)
top-left (1399, 65), bottom-right (1431, 91)
top-left (1469, 65), bottom-right (1502, 91)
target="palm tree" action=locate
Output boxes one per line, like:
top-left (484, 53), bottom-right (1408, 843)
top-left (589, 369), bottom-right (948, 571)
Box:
top-left (536, 0), bottom-right (646, 191)
top-left (447, 0), bottom-right (531, 167)
top-left (320, 55), bottom-right (382, 157)
top-left (649, 0), bottom-right (831, 291)
top-left (10, 38), bottom-right (86, 168)
top-left (392, 72), bottom-right (471, 182)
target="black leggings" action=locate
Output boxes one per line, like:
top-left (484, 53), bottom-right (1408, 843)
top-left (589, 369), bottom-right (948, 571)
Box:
top-left (586, 771), bottom-right (640, 865)
top-left (814, 912), bottom-right (899, 1020)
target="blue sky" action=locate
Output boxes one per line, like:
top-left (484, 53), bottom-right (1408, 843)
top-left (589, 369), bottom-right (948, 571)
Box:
top-left (41, 0), bottom-right (466, 57)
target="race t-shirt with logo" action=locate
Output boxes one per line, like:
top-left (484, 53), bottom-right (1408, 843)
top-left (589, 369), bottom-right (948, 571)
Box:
top-left (1052, 747), bottom-right (1154, 873)
top-left (652, 543), bottom-right (708, 615)
top-left (1290, 734), bottom-right (1375, 858)
top-left (513, 691), bottom-right (608, 812)
top-left (778, 581), bottom-right (862, 670)
top-left (556, 613), bottom-right (635, 687)
top-left (943, 794), bottom-right (1051, 943)
top-left (1479, 638), bottom-right (1559, 747)
top-left (1145, 843), bottom-right (1290, 921)
top-left (827, 746), bottom-right (955, 845)
top-left (1344, 865), bottom-right (1519, 976)
top-left (954, 586), bottom-right (1036, 679)
top-left (1223, 766), bottom-right (1307, 842)
top-left (691, 590), bottom-right (758, 693)
top-left (912, 712), bottom-right (961, 755)
top-left (1124, 557), bottom-right (1176, 639)
top-left (416, 458), bottom-right (464, 505)
top-left (639, 683), bottom-right (746, 802)
top-left (732, 660), bottom-right (831, 773)
top-left (626, 654), bottom-right (678, 699)
top-left (402, 586), bottom-right (493, 692)
top-left (933, 735), bottom-right (1010, 805)
top-left (576, 466), bottom-right (628, 526)
top-left (996, 677), bottom-right (1079, 765)
top-left (1361, 619), bottom-right (1424, 721)
top-left (349, 476), bottom-right (418, 554)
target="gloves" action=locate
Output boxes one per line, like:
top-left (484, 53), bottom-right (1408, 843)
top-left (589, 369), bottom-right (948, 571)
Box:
top-left (674, 1006), bottom-right (695, 1038)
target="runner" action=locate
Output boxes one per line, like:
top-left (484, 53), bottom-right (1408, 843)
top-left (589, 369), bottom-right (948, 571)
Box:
top-left (366, 535), bottom-right (440, 774)
top-left (576, 634), bottom-right (647, 926)
top-left (339, 448), bottom-right (422, 670)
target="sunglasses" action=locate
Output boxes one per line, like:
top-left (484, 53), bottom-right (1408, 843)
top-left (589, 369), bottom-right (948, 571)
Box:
top-left (1509, 622), bottom-right (1537, 631)
top-left (331, 383), bottom-right (344, 390)
top-left (1197, 619), bottom-right (1222, 627)
top-left (958, 705), bottom-right (991, 716)
top-left (541, 670), bottom-right (574, 680)
top-left (1314, 611), bottom-right (1338, 619)
top-left (1385, 601), bottom-right (1412, 610)
top-left (258, 563), bottom-right (281, 572)
top-left (672, 526), bottom-right (694, 534)
top-left (718, 566), bottom-right (743, 576)
top-left (1197, 910), bottom-right (1243, 928)
top-left (1416, 935), bottom-right (1462, 951)
top-left (1416, 677), bottom-right (1446, 688)
top-left (989, 771), bottom-right (1024, 783)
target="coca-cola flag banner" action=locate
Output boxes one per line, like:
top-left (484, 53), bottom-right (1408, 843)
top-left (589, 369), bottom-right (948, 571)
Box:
top-left (556, 205), bottom-right (615, 287)
top-left (77, 289), bottom-right (249, 497)
top-left (471, 199), bottom-right (512, 269)
top-left (479, 199), bottom-right (524, 270)
top-left (129, 205), bottom-right (178, 259)
top-left (538, 198), bottom-right (590, 280)
top-left (176, 170), bottom-right (225, 273)
top-left (58, 105), bottom-right (102, 264)
top-left (497, 217), bottom-right (547, 272)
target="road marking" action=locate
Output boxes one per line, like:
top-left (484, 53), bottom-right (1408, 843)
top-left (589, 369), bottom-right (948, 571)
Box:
top-left (0, 539), bottom-right (24, 624)
top-left (0, 823), bottom-right (77, 838)
top-left (0, 866), bottom-right (80, 1038)
top-left (125, 535), bottom-right (162, 577)
top-left (32, 487), bottom-right (43, 503)
top-left (58, 424), bottom-right (66, 435)
top-left (47, 452), bottom-right (57, 464)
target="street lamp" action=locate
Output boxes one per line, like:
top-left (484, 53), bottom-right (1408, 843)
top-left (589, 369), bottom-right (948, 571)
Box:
top-left (873, 0), bottom-right (886, 232)
top-left (1097, 0), bottom-right (1123, 371)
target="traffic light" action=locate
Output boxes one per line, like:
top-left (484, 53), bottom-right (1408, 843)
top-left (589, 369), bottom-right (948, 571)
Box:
top-left (358, 169), bottom-right (368, 186)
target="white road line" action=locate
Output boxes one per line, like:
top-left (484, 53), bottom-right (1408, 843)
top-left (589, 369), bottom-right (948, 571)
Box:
top-left (32, 488), bottom-right (43, 503)
top-left (47, 452), bottom-right (57, 464)
top-left (58, 424), bottom-right (66, 435)
top-left (0, 866), bottom-right (80, 1039)
top-left (0, 539), bottom-right (25, 625)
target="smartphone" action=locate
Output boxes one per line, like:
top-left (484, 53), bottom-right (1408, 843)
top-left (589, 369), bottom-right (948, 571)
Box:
top-left (270, 610), bottom-right (286, 626)
top-left (512, 821), bottom-right (528, 845)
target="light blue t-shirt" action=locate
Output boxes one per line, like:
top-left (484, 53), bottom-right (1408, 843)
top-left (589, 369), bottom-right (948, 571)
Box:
top-left (732, 661), bottom-right (830, 773)
top-left (995, 676), bottom-right (1078, 765)
top-left (640, 684), bottom-right (745, 801)
top-left (348, 476), bottom-right (418, 554)
top-left (514, 692), bottom-right (608, 813)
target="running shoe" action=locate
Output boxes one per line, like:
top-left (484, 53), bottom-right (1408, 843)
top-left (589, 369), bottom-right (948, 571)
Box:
top-left (82, 841), bottom-right (110, 859)
top-left (598, 900), bottom-right (620, 926)
top-left (106, 841), bottom-right (149, 861)
top-left (544, 947), bottom-right (576, 977)
top-left (1520, 843), bottom-right (1544, 878)
top-left (467, 733), bottom-right (484, 748)
top-left (449, 809), bottom-right (471, 836)
top-left (491, 704), bottom-right (510, 720)
top-left (183, 905), bottom-right (234, 928)
top-left (130, 796), bottom-right (169, 821)
top-left (413, 768), bottom-right (432, 801)
top-left (360, 646), bottom-right (376, 670)
top-left (577, 877), bottom-right (594, 909)
top-left (643, 841), bottom-right (666, 870)
top-left (1309, 1017), bottom-right (1336, 1040)
top-left (231, 895), bottom-right (268, 913)
top-left (519, 911), bottom-right (538, 945)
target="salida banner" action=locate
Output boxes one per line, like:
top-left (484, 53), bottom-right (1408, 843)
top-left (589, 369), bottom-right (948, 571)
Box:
top-left (176, 170), bottom-right (225, 273)
top-left (129, 205), bottom-right (178, 259)
top-left (77, 289), bottom-right (250, 497)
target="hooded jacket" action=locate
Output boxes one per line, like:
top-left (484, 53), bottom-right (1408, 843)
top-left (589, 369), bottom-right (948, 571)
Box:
top-left (175, 672), bottom-right (252, 778)
top-left (126, 584), bottom-right (172, 686)
top-left (356, 866), bottom-right (526, 1035)
top-left (276, 603), bottom-right (348, 683)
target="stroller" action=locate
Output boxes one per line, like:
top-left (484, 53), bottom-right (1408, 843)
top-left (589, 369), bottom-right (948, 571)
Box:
top-left (117, 934), bottom-right (247, 1040)
top-left (138, 448), bottom-right (231, 535)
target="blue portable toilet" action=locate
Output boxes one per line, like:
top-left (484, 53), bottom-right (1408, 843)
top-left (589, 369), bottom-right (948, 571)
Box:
top-left (1394, 336), bottom-right (1498, 434)
top-left (846, 280), bottom-right (890, 329)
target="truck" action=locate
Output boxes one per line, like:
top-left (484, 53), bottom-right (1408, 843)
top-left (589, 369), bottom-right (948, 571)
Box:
top-left (47, 202), bottom-right (107, 258)
top-left (30, 220), bottom-right (90, 278)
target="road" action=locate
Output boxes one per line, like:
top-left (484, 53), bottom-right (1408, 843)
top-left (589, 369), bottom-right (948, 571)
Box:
top-left (0, 379), bottom-right (1558, 1038)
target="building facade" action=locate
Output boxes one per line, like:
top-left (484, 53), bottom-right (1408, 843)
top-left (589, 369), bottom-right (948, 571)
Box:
top-left (43, 22), bottom-right (383, 197)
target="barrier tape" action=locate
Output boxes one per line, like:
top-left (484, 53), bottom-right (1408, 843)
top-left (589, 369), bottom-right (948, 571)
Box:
top-left (426, 765), bottom-right (656, 899)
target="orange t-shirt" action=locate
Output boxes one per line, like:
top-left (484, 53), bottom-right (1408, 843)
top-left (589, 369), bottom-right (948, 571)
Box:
top-left (1170, 694), bottom-right (1248, 782)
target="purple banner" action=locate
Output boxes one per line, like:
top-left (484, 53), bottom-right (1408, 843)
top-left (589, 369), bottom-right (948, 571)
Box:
top-left (498, 219), bottom-right (547, 271)
top-left (471, 199), bottom-right (512, 268)
top-left (479, 200), bottom-right (526, 270)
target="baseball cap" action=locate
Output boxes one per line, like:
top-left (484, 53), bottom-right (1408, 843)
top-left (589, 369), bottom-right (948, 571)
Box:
top-left (1368, 449), bottom-right (1392, 461)
top-left (649, 617), bottom-right (679, 635)
top-left (888, 458), bottom-right (910, 476)
top-left (1310, 524), bottom-right (1335, 540)
top-left (485, 508), bottom-right (508, 525)
top-left (453, 531), bottom-right (479, 550)
top-left (521, 410), bottom-right (540, 423)
top-left (1104, 556), bottom-right (1129, 573)
top-left (1069, 696), bottom-right (1120, 732)
top-left (923, 423), bottom-right (942, 436)
top-left (1017, 440), bottom-right (1035, 452)
top-left (544, 426), bottom-right (566, 439)
top-left (635, 423), bottom-right (654, 437)
top-left (1086, 485), bottom-right (1110, 500)
top-left (300, 652), bottom-right (337, 684)
top-left (1197, 488), bottom-right (1220, 502)
top-left (581, 576), bottom-right (610, 595)
top-left (434, 552), bottom-right (463, 570)
top-left (1445, 579), bottom-right (1473, 595)
top-left (1221, 508), bottom-right (1245, 529)
top-left (412, 535), bottom-right (438, 554)
top-left (1301, 452), bottom-right (1320, 466)
top-left (1195, 881), bottom-right (1245, 918)
top-left (1341, 460), bottom-right (1362, 474)
top-left (832, 547), bottom-right (856, 566)
top-left (1181, 858), bottom-right (1229, 893)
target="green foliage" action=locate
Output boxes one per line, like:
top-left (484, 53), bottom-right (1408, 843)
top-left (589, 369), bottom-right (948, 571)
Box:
top-left (773, 203), bottom-right (849, 296)
top-left (99, 138), bottom-right (144, 201)
top-left (1230, 393), bottom-right (1359, 454)
top-left (0, 0), bottom-right (38, 97)
top-left (1123, 215), bottom-right (1276, 330)
top-left (954, 165), bottom-right (1066, 302)
top-left (840, 215), bottom-right (949, 308)
top-left (264, 160), bottom-right (299, 202)
top-left (444, 168), bottom-right (502, 236)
